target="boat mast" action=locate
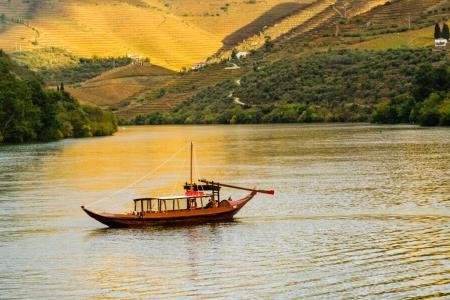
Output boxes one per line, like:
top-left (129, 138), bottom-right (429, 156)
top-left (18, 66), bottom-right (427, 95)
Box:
top-left (190, 142), bottom-right (193, 188)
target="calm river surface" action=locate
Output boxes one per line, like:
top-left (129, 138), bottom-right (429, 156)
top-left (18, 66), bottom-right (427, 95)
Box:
top-left (0, 124), bottom-right (449, 299)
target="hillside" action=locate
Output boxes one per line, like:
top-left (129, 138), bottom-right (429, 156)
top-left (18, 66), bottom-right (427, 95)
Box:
top-left (126, 48), bottom-right (450, 126)
top-left (0, 0), bottom-right (321, 70)
top-left (213, 0), bottom-right (391, 59)
top-left (66, 63), bottom-right (177, 107)
top-left (115, 62), bottom-right (246, 119)
top-left (260, 0), bottom-right (449, 61)
top-left (220, 2), bottom-right (309, 51)
top-left (10, 47), bottom-right (132, 85)
top-left (0, 0), bottom-right (220, 70)
top-left (109, 0), bottom-right (449, 119)
top-left (0, 0), bottom-right (409, 69)
top-left (2, 0), bottom-right (449, 124)
top-left (352, 26), bottom-right (435, 50)
top-left (338, 0), bottom-right (450, 48)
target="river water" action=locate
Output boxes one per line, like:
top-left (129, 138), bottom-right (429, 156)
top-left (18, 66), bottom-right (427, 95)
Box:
top-left (0, 124), bottom-right (449, 299)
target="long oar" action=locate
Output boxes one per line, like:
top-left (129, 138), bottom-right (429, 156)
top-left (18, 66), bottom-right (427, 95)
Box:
top-left (199, 179), bottom-right (275, 195)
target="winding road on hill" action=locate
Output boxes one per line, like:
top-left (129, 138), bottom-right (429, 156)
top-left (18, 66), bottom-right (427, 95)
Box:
top-left (228, 78), bottom-right (248, 106)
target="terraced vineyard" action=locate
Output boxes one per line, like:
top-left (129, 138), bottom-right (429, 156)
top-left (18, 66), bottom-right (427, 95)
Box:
top-left (337, 0), bottom-right (449, 38)
top-left (215, 0), bottom-right (390, 58)
top-left (221, 2), bottom-right (308, 51)
top-left (276, 0), bottom-right (389, 42)
top-left (116, 64), bottom-right (245, 119)
top-left (0, 0), bottom-right (221, 70)
top-left (66, 64), bottom-right (176, 107)
top-left (0, 0), bottom-right (316, 70)
top-left (220, 0), bottom-right (338, 55)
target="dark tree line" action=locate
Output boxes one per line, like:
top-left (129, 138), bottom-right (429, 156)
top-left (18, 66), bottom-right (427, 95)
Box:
top-left (0, 50), bottom-right (117, 143)
top-left (372, 64), bottom-right (450, 126)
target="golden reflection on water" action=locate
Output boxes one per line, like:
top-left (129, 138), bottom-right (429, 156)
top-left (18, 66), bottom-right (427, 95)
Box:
top-left (1, 124), bottom-right (449, 299)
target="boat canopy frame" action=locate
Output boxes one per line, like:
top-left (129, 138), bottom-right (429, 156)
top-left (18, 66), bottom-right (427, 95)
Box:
top-left (133, 195), bottom-right (214, 213)
top-left (184, 181), bottom-right (221, 202)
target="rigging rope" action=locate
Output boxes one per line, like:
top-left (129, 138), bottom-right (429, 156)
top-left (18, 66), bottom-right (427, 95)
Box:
top-left (85, 142), bottom-right (191, 208)
top-left (170, 146), bottom-right (189, 196)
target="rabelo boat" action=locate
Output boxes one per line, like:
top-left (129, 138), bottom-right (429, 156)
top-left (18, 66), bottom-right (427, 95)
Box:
top-left (81, 143), bottom-right (274, 227)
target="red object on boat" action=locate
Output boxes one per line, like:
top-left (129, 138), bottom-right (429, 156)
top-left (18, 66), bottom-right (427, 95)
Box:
top-left (185, 190), bottom-right (205, 196)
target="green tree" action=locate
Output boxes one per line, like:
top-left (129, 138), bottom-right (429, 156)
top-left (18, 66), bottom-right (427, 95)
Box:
top-left (412, 64), bottom-right (449, 101)
top-left (443, 23), bottom-right (450, 39)
top-left (434, 22), bottom-right (442, 39)
top-left (0, 51), bottom-right (117, 143)
top-left (264, 36), bottom-right (274, 52)
top-left (418, 93), bottom-right (442, 126)
top-left (0, 78), bottom-right (41, 142)
top-left (230, 49), bottom-right (237, 60)
top-left (438, 98), bottom-right (450, 125)
top-left (372, 100), bottom-right (397, 124)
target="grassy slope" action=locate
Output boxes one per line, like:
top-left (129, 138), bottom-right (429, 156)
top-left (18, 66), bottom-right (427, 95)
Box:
top-left (352, 26), bottom-right (435, 50)
top-left (338, 0), bottom-right (448, 48)
top-left (264, 0), bottom-right (448, 63)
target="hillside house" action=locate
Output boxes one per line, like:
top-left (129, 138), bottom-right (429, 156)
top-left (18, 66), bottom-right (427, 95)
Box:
top-left (191, 61), bottom-right (206, 70)
top-left (435, 38), bottom-right (448, 48)
top-left (128, 54), bottom-right (144, 65)
top-left (236, 51), bottom-right (249, 59)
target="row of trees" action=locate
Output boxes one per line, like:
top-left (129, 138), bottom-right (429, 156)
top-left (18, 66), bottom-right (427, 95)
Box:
top-left (11, 47), bottom-right (132, 85)
top-left (434, 21), bottom-right (450, 39)
top-left (0, 50), bottom-right (117, 143)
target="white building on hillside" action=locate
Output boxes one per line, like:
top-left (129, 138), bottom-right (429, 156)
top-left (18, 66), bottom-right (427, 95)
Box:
top-left (191, 61), bottom-right (206, 70)
top-left (236, 51), bottom-right (249, 59)
top-left (128, 54), bottom-right (144, 65)
top-left (435, 38), bottom-right (448, 48)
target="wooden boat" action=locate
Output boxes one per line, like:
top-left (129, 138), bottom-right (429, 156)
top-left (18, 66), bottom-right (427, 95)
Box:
top-left (81, 143), bottom-right (274, 227)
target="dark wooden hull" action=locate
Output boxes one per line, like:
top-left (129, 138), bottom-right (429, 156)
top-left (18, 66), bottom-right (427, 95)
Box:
top-left (82, 191), bottom-right (256, 228)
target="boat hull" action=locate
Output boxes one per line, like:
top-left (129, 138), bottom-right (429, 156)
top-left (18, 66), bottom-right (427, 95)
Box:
top-left (82, 191), bottom-right (256, 228)
top-left (82, 207), bottom-right (240, 227)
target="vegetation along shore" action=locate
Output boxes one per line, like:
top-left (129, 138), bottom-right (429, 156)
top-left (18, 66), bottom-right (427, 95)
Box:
top-left (0, 50), bottom-right (117, 144)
